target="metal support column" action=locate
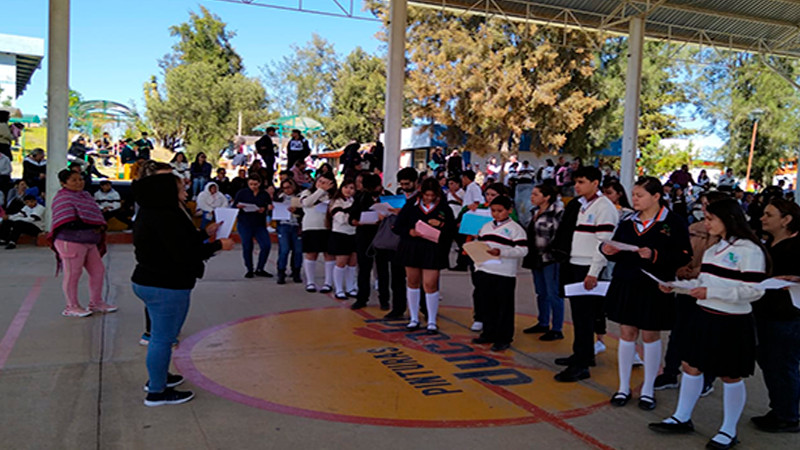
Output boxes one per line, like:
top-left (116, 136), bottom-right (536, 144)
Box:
top-left (46, 0), bottom-right (70, 230)
top-left (620, 16), bottom-right (645, 193)
top-left (382, 0), bottom-right (407, 190)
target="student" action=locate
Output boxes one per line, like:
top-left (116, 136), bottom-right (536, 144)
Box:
top-left (752, 198), bottom-right (800, 433)
top-left (601, 177), bottom-right (692, 410)
top-left (446, 177), bottom-right (465, 218)
top-left (94, 180), bottom-right (132, 228)
top-left (649, 198), bottom-right (768, 450)
top-left (327, 179), bottom-right (358, 300)
top-left (190, 152), bottom-right (212, 199)
top-left (381, 168), bottom-right (419, 319)
top-left (233, 173), bottom-right (273, 278)
top-left (471, 196), bottom-right (528, 351)
top-left (554, 166), bottom-right (618, 383)
top-left (274, 179), bottom-right (303, 285)
top-left (460, 170), bottom-right (484, 211)
top-left (195, 182), bottom-right (229, 230)
top-left (213, 168), bottom-right (233, 198)
top-left (300, 173), bottom-right (337, 293)
top-left (230, 168), bottom-right (248, 196)
top-left (393, 178), bottom-right (456, 333)
top-left (350, 173), bottom-right (390, 310)
top-left (522, 183), bottom-right (565, 341)
top-left (0, 195), bottom-right (45, 249)
top-left (286, 129), bottom-right (311, 169)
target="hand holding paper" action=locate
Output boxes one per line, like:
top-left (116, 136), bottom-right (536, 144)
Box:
top-left (414, 220), bottom-right (441, 243)
top-left (602, 240), bottom-right (640, 252)
top-left (564, 281), bottom-right (610, 297)
top-left (359, 211), bottom-right (380, 225)
top-left (463, 241), bottom-right (497, 265)
top-left (214, 208), bottom-right (238, 239)
top-left (272, 202), bottom-right (291, 221)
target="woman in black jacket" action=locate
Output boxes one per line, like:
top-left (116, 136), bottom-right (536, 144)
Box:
top-left (132, 172), bottom-right (233, 407)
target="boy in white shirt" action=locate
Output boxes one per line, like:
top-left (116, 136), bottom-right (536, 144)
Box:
top-left (460, 170), bottom-right (484, 211)
top-left (0, 195), bottom-right (45, 249)
top-left (94, 180), bottom-right (132, 228)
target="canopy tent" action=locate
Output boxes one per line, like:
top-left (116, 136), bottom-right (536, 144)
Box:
top-left (252, 115), bottom-right (324, 136)
top-left (69, 100), bottom-right (136, 139)
top-left (9, 114), bottom-right (41, 124)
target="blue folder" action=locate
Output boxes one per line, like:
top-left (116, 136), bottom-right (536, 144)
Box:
top-left (459, 211), bottom-right (493, 236)
top-left (380, 195), bottom-right (407, 209)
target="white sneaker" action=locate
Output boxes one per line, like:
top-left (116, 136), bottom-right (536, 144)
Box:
top-left (470, 321), bottom-right (483, 332)
top-left (594, 340), bottom-right (607, 355)
top-left (633, 352), bottom-right (644, 366)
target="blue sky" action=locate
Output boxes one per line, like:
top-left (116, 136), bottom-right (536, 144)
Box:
top-left (8, 0), bottom-right (383, 116)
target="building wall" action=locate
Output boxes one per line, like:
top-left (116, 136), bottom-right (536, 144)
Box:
top-left (0, 53), bottom-right (16, 106)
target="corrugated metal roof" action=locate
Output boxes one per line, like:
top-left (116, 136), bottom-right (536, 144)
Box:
top-left (408, 0), bottom-right (800, 57)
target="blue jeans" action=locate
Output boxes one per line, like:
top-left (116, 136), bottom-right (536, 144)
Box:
top-left (132, 283), bottom-right (192, 393)
top-left (277, 223), bottom-right (302, 271)
top-left (756, 317), bottom-right (800, 422)
top-left (532, 263), bottom-right (564, 332)
top-left (238, 219), bottom-right (271, 272)
top-left (191, 177), bottom-right (207, 197)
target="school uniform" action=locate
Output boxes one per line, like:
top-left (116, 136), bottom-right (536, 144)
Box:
top-left (446, 188), bottom-right (465, 218)
top-left (0, 203), bottom-right (45, 244)
top-left (682, 238), bottom-right (766, 379)
top-left (474, 219), bottom-right (528, 345)
top-left (603, 207), bottom-right (692, 330)
top-left (393, 198), bottom-right (455, 270)
top-left (300, 189), bottom-right (331, 254)
top-left (560, 194), bottom-right (618, 374)
top-left (327, 197), bottom-right (356, 256)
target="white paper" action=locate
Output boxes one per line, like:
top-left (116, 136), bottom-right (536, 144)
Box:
top-left (359, 211), bottom-right (380, 225)
top-left (238, 202), bottom-right (260, 213)
top-left (314, 201), bottom-right (329, 214)
top-left (272, 202), bottom-right (291, 221)
top-left (641, 270), bottom-right (694, 294)
top-left (564, 281), bottom-right (610, 297)
top-left (471, 208), bottom-right (493, 217)
top-left (602, 240), bottom-right (640, 252)
top-left (757, 278), bottom-right (800, 309)
top-left (370, 202), bottom-right (394, 216)
top-left (214, 208), bottom-right (238, 239)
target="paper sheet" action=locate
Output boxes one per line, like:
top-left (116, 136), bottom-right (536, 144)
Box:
top-left (237, 202), bottom-right (260, 213)
top-left (314, 201), bottom-right (329, 213)
top-left (272, 202), bottom-right (292, 221)
top-left (564, 281), bottom-right (610, 297)
top-left (758, 278), bottom-right (800, 309)
top-left (214, 208), bottom-right (238, 239)
top-left (459, 211), bottom-right (493, 236)
top-left (415, 220), bottom-right (441, 243)
top-left (370, 202), bottom-right (394, 216)
top-left (359, 211), bottom-right (380, 225)
top-left (380, 195), bottom-right (407, 209)
top-left (602, 240), bottom-right (640, 252)
top-left (463, 241), bottom-right (498, 265)
top-left (641, 269), bottom-right (694, 294)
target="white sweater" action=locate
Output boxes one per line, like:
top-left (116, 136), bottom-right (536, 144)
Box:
top-left (300, 189), bottom-right (329, 231)
top-left (0, 153), bottom-right (11, 176)
top-left (476, 218), bottom-right (528, 278)
top-left (94, 189), bottom-right (121, 211)
top-left (570, 194), bottom-right (618, 277)
top-left (330, 197), bottom-right (356, 235)
top-left (9, 203), bottom-right (45, 229)
top-left (684, 238), bottom-right (766, 314)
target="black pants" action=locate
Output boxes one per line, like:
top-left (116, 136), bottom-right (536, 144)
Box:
top-left (103, 208), bottom-right (133, 227)
top-left (470, 266), bottom-right (486, 322)
top-left (0, 143), bottom-right (11, 160)
top-left (0, 220), bottom-right (41, 243)
top-left (387, 250), bottom-right (408, 315)
top-left (663, 295), bottom-right (697, 377)
top-left (356, 228), bottom-right (379, 305)
top-left (564, 263), bottom-right (605, 368)
top-left (476, 271), bottom-right (516, 345)
top-left (756, 316), bottom-right (800, 422)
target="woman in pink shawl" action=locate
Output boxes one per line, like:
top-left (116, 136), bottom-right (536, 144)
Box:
top-left (50, 169), bottom-right (116, 317)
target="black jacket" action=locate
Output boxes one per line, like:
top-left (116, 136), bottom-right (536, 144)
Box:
top-left (132, 173), bottom-right (222, 290)
top-left (550, 197), bottom-right (581, 263)
top-left (256, 135), bottom-right (275, 167)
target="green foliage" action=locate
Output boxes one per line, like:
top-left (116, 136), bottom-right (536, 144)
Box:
top-left (637, 135), bottom-right (695, 177)
top-left (160, 5), bottom-right (243, 76)
top-left (326, 48), bottom-right (386, 148)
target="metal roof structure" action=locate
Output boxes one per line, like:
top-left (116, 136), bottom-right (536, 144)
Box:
top-left (0, 33), bottom-right (45, 98)
top-left (407, 0), bottom-right (800, 58)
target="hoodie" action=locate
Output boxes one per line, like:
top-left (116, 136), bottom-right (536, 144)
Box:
top-left (132, 173), bottom-right (222, 290)
top-left (195, 182), bottom-right (229, 213)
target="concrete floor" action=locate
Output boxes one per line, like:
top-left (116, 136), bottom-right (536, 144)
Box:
top-left (0, 244), bottom-right (796, 450)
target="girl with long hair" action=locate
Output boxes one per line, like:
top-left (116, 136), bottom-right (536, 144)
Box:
top-left (326, 179), bottom-right (358, 299)
top-left (300, 172), bottom-right (337, 293)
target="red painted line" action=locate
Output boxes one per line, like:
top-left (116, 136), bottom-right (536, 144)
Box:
top-left (0, 278), bottom-right (44, 371)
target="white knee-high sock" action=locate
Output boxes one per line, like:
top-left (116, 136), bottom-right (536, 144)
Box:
top-left (670, 372), bottom-right (704, 423)
top-left (426, 291), bottom-right (440, 326)
top-left (333, 266), bottom-right (346, 295)
top-left (346, 266), bottom-right (357, 292)
top-left (407, 288), bottom-right (421, 323)
top-left (641, 340), bottom-right (662, 398)
top-left (617, 339), bottom-right (636, 395)
top-left (324, 261), bottom-right (335, 287)
top-left (715, 381), bottom-right (746, 443)
top-left (303, 259), bottom-right (316, 286)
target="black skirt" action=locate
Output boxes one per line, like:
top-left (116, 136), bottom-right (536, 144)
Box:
top-left (606, 276), bottom-right (676, 331)
top-left (302, 229), bottom-right (330, 254)
top-left (683, 307), bottom-right (757, 379)
top-left (397, 236), bottom-right (449, 270)
top-left (327, 232), bottom-right (357, 256)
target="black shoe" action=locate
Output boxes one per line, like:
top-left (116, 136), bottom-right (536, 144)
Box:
top-left (554, 365), bottom-right (590, 383)
top-left (383, 312), bottom-right (405, 320)
top-left (406, 321), bottom-right (420, 330)
top-left (143, 387), bottom-right (195, 407)
top-left (351, 301), bottom-right (367, 310)
top-left (335, 292), bottom-right (348, 300)
top-left (648, 416), bottom-right (695, 434)
top-left (654, 373), bottom-right (680, 391)
top-left (143, 373), bottom-right (185, 392)
top-left (291, 269), bottom-right (302, 283)
top-left (319, 284), bottom-right (333, 294)
top-left (471, 337), bottom-right (491, 344)
top-left (379, 303), bottom-right (390, 311)
top-left (254, 270), bottom-right (273, 278)
top-left (539, 330), bottom-right (564, 341)
top-left (426, 324), bottom-right (439, 335)
top-left (5, 242), bottom-right (16, 250)
top-left (523, 324), bottom-right (550, 334)
top-left (706, 431), bottom-right (738, 449)
top-left (610, 391), bottom-right (631, 407)
top-left (700, 381), bottom-right (715, 397)
top-left (244, 271), bottom-right (254, 279)
top-left (555, 355), bottom-right (596, 367)
top-left (751, 412), bottom-right (800, 433)
top-left (277, 271), bottom-right (287, 285)
top-left (638, 395), bottom-right (657, 411)
top-left (490, 343), bottom-right (510, 352)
